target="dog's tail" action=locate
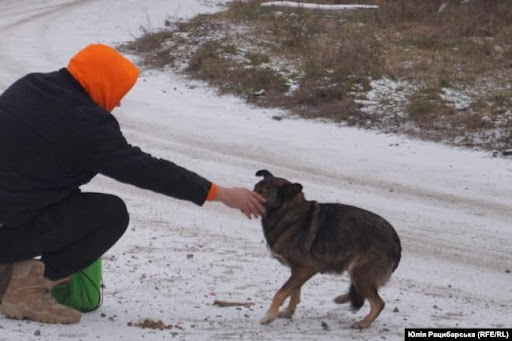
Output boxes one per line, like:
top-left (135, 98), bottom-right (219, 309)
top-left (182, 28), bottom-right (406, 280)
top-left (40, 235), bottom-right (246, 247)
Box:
top-left (349, 284), bottom-right (365, 310)
top-left (391, 227), bottom-right (402, 273)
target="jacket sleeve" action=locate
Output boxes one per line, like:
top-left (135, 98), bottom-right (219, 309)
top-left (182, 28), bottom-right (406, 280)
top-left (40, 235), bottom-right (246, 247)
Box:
top-left (74, 108), bottom-right (212, 206)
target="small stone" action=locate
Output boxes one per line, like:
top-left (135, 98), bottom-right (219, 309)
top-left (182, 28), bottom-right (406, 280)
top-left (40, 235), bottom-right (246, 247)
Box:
top-left (34, 330), bottom-right (41, 336)
top-left (321, 321), bottom-right (329, 331)
top-left (393, 307), bottom-right (399, 313)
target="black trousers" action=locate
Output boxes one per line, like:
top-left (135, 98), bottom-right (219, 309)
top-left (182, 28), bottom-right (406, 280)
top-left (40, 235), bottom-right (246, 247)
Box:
top-left (0, 192), bottom-right (129, 280)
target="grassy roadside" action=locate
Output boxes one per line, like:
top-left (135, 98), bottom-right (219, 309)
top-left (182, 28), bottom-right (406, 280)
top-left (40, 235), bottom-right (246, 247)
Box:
top-left (122, 0), bottom-right (512, 154)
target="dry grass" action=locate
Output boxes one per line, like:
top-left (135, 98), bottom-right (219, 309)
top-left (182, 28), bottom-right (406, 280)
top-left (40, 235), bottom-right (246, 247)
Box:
top-left (122, 0), bottom-right (512, 152)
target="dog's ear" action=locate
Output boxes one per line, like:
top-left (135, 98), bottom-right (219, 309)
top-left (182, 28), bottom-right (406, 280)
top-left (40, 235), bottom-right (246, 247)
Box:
top-left (256, 170), bottom-right (273, 178)
top-left (280, 183), bottom-right (303, 200)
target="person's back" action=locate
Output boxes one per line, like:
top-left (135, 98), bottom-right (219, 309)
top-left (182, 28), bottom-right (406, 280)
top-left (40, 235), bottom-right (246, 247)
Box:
top-left (0, 70), bottom-right (99, 220)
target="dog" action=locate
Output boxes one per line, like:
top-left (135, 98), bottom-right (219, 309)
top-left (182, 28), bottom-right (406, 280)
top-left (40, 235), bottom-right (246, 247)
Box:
top-left (253, 170), bottom-right (401, 329)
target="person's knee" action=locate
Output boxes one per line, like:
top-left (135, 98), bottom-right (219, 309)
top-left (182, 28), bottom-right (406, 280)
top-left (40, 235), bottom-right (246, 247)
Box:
top-left (103, 194), bottom-right (129, 233)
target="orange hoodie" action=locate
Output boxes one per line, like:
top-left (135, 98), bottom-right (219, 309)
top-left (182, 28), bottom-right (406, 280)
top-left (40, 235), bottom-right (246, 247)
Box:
top-left (67, 44), bottom-right (139, 112)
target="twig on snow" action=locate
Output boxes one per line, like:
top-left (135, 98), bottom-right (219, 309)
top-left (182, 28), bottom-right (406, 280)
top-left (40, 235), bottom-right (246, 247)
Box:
top-left (213, 300), bottom-right (255, 308)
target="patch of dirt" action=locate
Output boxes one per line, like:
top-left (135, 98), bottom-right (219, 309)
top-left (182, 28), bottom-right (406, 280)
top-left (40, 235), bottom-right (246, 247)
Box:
top-left (128, 319), bottom-right (185, 331)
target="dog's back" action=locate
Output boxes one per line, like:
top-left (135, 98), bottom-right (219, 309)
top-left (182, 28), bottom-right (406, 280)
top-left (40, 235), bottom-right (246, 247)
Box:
top-left (310, 203), bottom-right (401, 276)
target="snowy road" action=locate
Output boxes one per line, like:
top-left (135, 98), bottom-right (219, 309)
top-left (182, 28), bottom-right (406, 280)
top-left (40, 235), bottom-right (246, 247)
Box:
top-left (0, 1), bottom-right (511, 340)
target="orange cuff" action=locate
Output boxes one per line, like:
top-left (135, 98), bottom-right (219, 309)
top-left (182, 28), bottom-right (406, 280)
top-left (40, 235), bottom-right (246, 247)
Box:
top-left (206, 183), bottom-right (217, 201)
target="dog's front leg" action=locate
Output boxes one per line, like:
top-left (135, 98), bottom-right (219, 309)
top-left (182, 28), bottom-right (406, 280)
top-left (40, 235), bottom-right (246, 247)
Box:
top-left (261, 267), bottom-right (315, 325)
top-left (277, 288), bottom-right (301, 319)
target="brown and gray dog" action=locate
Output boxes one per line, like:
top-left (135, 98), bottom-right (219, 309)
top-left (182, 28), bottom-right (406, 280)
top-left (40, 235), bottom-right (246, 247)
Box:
top-left (254, 170), bottom-right (401, 329)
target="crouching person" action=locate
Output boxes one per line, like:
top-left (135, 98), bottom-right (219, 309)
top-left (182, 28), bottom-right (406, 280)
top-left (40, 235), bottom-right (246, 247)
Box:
top-left (0, 44), bottom-right (265, 324)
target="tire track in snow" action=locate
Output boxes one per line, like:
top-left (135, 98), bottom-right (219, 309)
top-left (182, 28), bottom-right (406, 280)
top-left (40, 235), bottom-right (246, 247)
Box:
top-left (120, 122), bottom-right (512, 219)
top-left (0, 0), bottom-right (94, 89)
top-left (0, 0), bottom-right (91, 32)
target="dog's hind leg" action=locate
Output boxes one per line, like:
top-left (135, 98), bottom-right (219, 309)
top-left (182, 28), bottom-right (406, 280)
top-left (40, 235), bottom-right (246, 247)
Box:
top-left (277, 288), bottom-right (301, 319)
top-left (261, 267), bottom-right (315, 325)
top-left (334, 283), bottom-right (365, 310)
top-left (349, 271), bottom-right (385, 329)
top-left (350, 285), bottom-right (384, 329)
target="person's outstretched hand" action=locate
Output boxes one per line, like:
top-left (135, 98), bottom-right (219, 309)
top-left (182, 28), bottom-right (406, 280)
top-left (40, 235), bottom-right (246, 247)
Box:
top-left (214, 186), bottom-right (266, 219)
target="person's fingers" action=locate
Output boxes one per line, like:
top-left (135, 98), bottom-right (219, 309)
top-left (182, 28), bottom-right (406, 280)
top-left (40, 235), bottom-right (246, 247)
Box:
top-left (253, 201), bottom-right (265, 216)
top-left (246, 194), bottom-right (265, 217)
top-left (254, 200), bottom-right (266, 215)
top-left (249, 192), bottom-right (266, 215)
top-left (245, 202), bottom-right (258, 219)
top-left (253, 191), bottom-right (266, 203)
top-left (247, 197), bottom-right (261, 219)
top-left (243, 208), bottom-right (252, 219)
top-left (244, 199), bottom-right (256, 218)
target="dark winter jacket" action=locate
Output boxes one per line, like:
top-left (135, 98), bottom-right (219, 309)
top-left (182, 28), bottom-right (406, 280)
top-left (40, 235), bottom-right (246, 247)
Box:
top-left (0, 46), bottom-right (212, 225)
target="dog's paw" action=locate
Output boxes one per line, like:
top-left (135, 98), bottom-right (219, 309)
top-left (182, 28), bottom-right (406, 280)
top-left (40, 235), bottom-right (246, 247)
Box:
top-left (333, 294), bottom-right (350, 304)
top-left (277, 310), bottom-right (294, 319)
top-left (351, 320), bottom-right (371, 329)
top-left (260, 313), bottom-right (277, 325)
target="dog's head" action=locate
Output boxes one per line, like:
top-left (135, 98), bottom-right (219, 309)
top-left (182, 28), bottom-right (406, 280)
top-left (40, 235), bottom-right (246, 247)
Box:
top-left (254, 170), bottom-right (304, 213)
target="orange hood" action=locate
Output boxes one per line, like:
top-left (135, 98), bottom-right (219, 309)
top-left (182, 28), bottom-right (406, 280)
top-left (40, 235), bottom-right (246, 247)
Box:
top-left (67, 44), bottom-right (139, 112)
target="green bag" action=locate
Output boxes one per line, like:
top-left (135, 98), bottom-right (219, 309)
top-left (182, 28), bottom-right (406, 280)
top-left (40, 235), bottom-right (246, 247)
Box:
top-left (51, 259), bottom-right (103, 312)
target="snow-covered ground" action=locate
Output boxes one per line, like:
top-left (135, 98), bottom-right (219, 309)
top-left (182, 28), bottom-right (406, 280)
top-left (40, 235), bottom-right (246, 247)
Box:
top-left (0, 1), bottom-right (511, 340)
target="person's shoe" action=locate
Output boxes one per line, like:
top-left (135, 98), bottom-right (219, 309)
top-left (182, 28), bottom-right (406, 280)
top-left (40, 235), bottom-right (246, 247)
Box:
top-left (0, 264), bottom-right (13, 303)
top-left (0, 260), bottom-right (81, 324)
